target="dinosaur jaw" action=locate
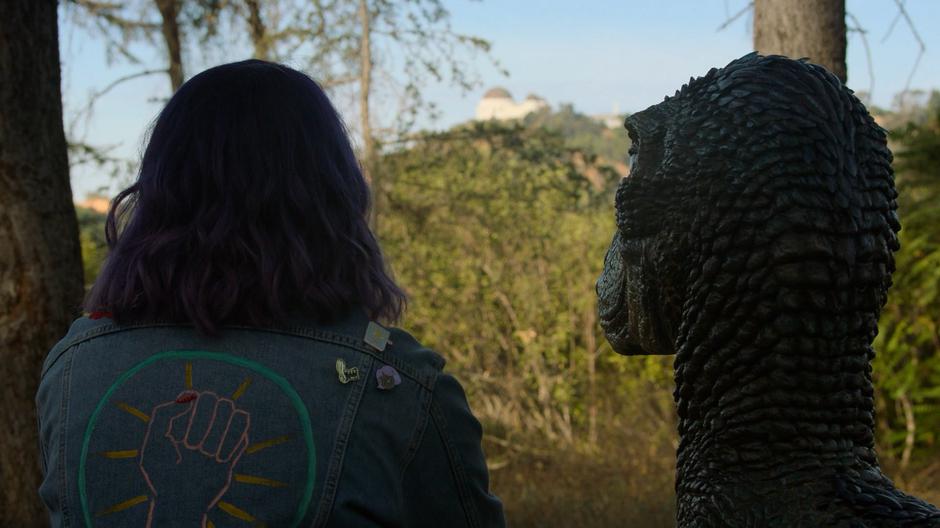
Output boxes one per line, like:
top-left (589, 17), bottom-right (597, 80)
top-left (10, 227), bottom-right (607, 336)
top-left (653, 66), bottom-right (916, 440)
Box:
top-left (597, 232), bottom-right (649, 355)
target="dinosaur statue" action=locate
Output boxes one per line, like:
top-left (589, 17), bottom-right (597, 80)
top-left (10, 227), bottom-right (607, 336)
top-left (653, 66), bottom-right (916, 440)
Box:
top-left (596, 53), bottom-right (940, 527)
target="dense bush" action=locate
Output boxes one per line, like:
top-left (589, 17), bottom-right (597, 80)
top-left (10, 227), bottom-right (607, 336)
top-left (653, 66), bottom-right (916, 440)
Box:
top-left (874, 101), bottom-right (940, 482)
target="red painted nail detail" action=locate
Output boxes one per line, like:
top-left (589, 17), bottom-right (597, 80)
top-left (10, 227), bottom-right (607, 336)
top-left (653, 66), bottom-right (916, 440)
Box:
top-left (176, 393), bottom-right (197, 404)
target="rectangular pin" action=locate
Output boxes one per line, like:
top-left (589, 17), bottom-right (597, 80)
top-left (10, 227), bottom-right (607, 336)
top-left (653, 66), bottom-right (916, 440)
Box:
top-left (364, 321), bottom-right (390, 352)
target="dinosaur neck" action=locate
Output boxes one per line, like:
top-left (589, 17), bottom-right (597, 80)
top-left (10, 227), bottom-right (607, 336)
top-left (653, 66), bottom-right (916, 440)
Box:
top-left (672, 288), bottom-right (880, 494)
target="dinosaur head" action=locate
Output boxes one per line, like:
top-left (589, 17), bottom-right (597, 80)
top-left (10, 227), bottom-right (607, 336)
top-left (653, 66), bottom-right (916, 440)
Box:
top-left (597, 53), bottom-right (899, 361)
top-left (596, 91), bottom-right (693, 356)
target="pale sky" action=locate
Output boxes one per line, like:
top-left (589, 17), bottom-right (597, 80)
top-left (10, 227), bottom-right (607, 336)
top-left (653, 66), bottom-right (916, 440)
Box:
top-left (60, 0), bottom-right (940, 200)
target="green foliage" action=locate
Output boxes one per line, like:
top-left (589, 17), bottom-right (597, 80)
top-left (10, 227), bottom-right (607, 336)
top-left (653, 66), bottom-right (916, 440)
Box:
top-left (874, 100), bottom-right (940, 467)
top-left (379, 121), bottom-right (670, 447)
top-left (76, 206), bottom-right (108, 288)
top-left (869, 90), bottom-right (940, 132)
top-left (522, 104), bottom-right (630, 166)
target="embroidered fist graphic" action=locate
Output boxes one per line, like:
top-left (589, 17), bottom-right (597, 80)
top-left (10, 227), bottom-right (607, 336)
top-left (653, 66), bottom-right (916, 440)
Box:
top-left (139, 390), bottom-right (250, 527)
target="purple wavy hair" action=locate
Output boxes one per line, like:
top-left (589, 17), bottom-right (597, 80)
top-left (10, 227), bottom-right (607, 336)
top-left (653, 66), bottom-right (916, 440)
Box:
top-left (84, 60), bottom-right (405, 335)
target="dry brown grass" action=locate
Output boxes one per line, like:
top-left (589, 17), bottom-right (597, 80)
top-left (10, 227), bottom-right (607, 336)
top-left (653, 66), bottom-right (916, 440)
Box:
top-left (883, 459), bottom-right (940, 507)
top-left (487, 431), bottom-right (940, 527)
top-left (489, 448), bottom-right (676, 527)
top-left (485, 413), bottom-right (678, 528)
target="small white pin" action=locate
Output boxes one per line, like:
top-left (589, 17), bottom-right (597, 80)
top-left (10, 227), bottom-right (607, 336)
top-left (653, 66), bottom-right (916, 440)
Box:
top-left (364, 321), bottom-right (391, 352)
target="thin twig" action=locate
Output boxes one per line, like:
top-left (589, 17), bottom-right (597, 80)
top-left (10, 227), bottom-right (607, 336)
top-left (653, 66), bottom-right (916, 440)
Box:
top-left (716, 1), bottom-right (753, 32)
top-left (72, 0), bottom-right (161, 30)
top-left (319, 75), bottom-right (358, 89)
top-left (484, 435), bottom-right (555, 457)
top-left (78, 68), bottom-right (168, 122)
top-left (881, 0), bottom-right (904, 43)
top-left (69, 68), bottom-right (167, 146)
top-left (899, 392), bottom-right (916, 470)
top-left (890, 0), bottom-right (926, 94)
top-left (91, 68), bottom-right (168, 105)
top-left (846, 12), bottom-right (875, 98)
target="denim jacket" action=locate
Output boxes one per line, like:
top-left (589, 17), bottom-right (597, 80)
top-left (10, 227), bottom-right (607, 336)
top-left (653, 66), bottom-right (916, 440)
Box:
top-left (36, 309), bottom-right (505, 527)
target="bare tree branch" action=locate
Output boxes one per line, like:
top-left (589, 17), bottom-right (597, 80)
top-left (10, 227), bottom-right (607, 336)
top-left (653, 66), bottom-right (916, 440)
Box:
top-left (716, 1), bottom-right (753, 32)
top-left (889, 0), bottom-right (926, 94)
top-left (319, 75), bottom-right (358, 89)
top-left (91, 68), bottom-right (168, 107)
top-left (73, 68), bottom-right (168, 131)
top-left (881, 0), bottom-right (904, 43)
top-left (72, 0), bottom-right (161, 30)
top-left (846, 11), bottom-right (874, 98)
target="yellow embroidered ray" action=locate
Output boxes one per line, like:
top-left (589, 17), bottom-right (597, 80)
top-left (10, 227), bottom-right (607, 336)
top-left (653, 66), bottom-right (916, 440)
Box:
top-left (115, 402), bottom-right (150, 423)
top-left (98, 449), bottom-right (138, 459)
top-left (234, 473), bottom-right (288, 488)
top-left (232, 377), bottom-right (252, 400)
top-left (217, 501), bottom-right (255, 522)
top-left (184, 362), bottom-right (193, 389)
top-left (245, 434), bottom-right (290, 455)
top-left (96, 494), bottom-right (148, 516)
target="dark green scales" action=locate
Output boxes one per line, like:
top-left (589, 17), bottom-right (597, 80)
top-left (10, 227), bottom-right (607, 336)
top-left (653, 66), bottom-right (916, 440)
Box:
top-left (597, 53), bottom-right (940, 527)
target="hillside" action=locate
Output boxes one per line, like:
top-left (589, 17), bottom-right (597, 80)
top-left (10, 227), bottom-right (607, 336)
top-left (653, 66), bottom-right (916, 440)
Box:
top-left (522, 104), bottom-right (631, 177)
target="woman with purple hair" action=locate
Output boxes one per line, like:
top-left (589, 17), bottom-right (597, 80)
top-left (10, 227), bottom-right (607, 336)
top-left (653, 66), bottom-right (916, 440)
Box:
top-left (36, 60), bottom-right (504, 528)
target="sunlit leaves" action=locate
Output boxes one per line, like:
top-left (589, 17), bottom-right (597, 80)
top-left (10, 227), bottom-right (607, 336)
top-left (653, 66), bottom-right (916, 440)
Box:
top-left (875, 97), bottom-right (940, 466)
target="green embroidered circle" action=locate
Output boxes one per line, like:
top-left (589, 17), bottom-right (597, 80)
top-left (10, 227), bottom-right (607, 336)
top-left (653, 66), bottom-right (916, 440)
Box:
top-left (79, 350), bottom-right (316, 528)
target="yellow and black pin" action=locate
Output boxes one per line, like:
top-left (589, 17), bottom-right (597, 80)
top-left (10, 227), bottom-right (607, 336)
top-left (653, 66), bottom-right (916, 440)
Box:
top-left (335, 358), bottom-right (360, 384)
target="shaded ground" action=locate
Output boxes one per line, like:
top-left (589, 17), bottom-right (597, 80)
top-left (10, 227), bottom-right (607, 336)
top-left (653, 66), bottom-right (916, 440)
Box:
top-left (488, 433), bottom-right (676, 527)
top-left (490, 435), bottom-right (940, 528)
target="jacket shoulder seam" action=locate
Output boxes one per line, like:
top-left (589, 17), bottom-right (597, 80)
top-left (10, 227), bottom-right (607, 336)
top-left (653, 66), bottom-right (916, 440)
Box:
top-left (41, 322), bottom-right (441, 390)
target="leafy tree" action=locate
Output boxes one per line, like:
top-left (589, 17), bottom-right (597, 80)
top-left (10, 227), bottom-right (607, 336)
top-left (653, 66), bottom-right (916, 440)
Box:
top-left (66, 0), bottom-right (203, 91)
top-left (379, 121), bottom-right (666, 448)
top-left (65, 0), bottom-right (503, 218)
top-left (236, 0), bottom-right (504, 225)
top-left (874, 98), bottom-right (940, 470)
top-left (523, 104), bottom-right (630, 171)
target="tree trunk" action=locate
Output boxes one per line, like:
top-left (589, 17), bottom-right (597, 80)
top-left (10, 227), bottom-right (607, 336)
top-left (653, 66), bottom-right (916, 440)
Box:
top-left (0, 1), bottom-right (84, 524)
top-left (753, 0), bottom-right (847, 83)
top-left (155, 0), bottom-right (184, 90)
top-left (357, 0), bottom-right (378, 225)
top-left (245, 0), bottom-right (269, 60)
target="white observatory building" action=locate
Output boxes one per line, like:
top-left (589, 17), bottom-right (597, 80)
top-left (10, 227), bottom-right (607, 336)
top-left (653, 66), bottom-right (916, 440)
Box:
top-left (475, 87), bottom-right (549, 121)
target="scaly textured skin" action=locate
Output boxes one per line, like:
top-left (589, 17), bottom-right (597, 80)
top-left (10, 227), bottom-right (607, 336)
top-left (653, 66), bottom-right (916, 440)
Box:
top-left (596, 53), bottom-right (940, 527)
